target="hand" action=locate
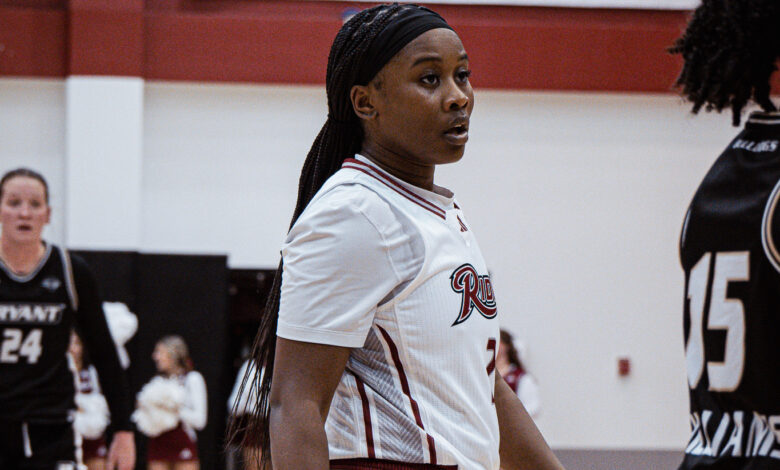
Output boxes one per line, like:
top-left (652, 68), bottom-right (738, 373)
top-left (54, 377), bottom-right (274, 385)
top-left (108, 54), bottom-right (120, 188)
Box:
top-left (107, 430), bottom-right (136, 470)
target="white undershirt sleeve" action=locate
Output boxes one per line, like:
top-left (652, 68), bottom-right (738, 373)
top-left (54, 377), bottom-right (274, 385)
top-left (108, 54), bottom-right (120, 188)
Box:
top-left (277, 185), bottom-right (407, 348)
top-left (517, 374), bottom-right (541, 419)
top-left (179, 371), bottom-right (208, 431)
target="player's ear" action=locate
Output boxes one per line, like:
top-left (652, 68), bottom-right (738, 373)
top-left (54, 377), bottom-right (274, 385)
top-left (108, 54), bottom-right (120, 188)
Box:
top-left (350, 85), bottom-right (377, 121)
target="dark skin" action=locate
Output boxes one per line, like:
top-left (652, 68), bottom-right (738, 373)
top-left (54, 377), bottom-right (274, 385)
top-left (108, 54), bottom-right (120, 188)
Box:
top-left (269, 28), bottom-right (565, 470)
top-left (350, 28), bottom-right (473, 191)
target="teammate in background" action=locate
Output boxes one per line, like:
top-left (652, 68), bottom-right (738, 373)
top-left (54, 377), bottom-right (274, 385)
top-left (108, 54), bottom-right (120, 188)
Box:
top-left (669, 1), bottom-right (780, 468)
top-left (69, 331), bottom-right (111, 470)
top-left (232, 4), bottom-right (565, 469)
top-left (0, 168), bottom-right (135, 470)
top-left (497, 329), bottom-right (541, 419)
top-left (139, 335), bottom-right (207, 470)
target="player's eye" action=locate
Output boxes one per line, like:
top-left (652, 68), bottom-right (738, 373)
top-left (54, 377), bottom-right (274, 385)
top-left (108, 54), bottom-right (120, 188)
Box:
top-left (421, 73), bottom-right (440, 86)
top-left (457, 69), bottom-right (472, 83)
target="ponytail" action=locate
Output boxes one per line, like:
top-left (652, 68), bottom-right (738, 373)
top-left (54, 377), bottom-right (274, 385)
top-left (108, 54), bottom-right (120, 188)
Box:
top-left (227, 4), bottom-right (409, 464)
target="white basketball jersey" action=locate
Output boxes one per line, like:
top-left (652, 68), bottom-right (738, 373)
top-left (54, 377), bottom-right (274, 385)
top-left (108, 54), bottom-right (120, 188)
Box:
top-left (294, 157), bottom-right (502, 469)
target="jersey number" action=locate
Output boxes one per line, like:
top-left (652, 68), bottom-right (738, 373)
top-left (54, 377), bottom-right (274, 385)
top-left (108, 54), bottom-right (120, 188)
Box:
top-left (685, 252), bottom-right (748, 391)
top-left (487, 337), bottom-right (496, 403)
top-left (1, 328), bottom-right (43, 364)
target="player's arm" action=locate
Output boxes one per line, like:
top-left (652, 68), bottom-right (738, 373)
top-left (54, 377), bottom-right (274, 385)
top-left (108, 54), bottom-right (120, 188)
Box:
top-left (179, 371), bottom-right (208, 431)
top-left (495, 371), bottom-right (566, 470)
top-left (269, 189), bottom-right (404, 469)
top-left (269, 337), bottom-right (352, 470)
top-left (71, 256), bottom-right (136, 470)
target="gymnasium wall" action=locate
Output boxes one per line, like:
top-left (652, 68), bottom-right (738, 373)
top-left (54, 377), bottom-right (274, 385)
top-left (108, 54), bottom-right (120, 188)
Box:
top-left (1, 76), bottom-right (739, 451)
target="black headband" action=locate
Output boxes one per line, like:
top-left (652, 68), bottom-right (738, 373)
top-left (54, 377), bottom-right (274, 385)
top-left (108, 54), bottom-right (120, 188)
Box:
top-left (357, 5), bottom-right (453, 86)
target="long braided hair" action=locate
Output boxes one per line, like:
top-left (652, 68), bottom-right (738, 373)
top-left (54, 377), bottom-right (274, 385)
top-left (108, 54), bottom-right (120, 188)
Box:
top-left (669, 0), bottom-right (780, 125)
top-left (228, 3), bottom-right (416, 463)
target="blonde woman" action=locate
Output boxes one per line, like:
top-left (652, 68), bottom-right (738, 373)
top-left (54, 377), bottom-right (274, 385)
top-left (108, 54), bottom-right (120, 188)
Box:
top-left (134, 335), bottom-right (207, 470)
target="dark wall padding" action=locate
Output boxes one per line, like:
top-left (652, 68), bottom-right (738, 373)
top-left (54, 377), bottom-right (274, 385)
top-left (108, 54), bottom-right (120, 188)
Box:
top-left (74, 251), bottom-right (229, 470)
top-left (73, 250), bottom-right (138, 311)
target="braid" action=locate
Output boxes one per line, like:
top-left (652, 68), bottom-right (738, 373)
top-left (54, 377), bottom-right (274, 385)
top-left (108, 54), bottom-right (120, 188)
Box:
top-left (669, 0), bottom-right (780, 125)
top-left (228, 4), bottom-right (413, 465)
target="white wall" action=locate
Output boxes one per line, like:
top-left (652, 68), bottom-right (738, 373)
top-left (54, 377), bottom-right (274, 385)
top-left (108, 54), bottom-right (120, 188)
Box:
top-left (141, 83), bottom-right (326, 264)
top-left (66, 76), bottom-right (145, 249)
top-left (0, 77), bottom-right (741, 449)
top-left (0, 78), bottom-right (66, 244)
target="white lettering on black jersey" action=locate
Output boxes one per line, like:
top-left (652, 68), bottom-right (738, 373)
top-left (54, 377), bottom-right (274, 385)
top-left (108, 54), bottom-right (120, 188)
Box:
top-left (0, 244), bottom-right (132, 428)
top-left (0, 303), bottom-right (66, 324)
top-left (679, 112), bottom-right (780, 469)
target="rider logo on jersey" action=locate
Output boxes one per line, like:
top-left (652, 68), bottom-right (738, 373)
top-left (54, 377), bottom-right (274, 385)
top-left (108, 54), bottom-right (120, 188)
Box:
top-left (450, 263), bottom-right (497, 326)
top-left (41, 277), bottom-right (61, 292)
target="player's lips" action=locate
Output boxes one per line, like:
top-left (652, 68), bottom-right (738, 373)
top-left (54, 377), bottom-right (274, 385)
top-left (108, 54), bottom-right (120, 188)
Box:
top-left (443, 116), bottom-right (469, 145)
top-left (17, 224), bottom-right (33, 232)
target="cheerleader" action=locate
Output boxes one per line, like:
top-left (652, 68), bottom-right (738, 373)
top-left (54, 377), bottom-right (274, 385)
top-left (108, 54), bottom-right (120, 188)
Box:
top-left (133, 335), bottom-right (207, 470)
top-left (69, 331), bottom-right (110, 470)
top-left (497, 329), bottom-right (541, 419)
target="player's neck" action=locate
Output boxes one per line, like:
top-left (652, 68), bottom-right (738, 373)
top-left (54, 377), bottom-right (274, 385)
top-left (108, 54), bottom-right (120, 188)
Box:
top-left (359, 145), bottom-right (436, 191)
top-left (0, 238), bottom-right (46, 275)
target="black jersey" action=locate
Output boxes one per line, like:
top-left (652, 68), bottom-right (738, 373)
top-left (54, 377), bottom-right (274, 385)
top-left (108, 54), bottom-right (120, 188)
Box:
top-left (679, 112), bottom-right (780, 469)
top-left (0, 243), bottom-right (131, 428)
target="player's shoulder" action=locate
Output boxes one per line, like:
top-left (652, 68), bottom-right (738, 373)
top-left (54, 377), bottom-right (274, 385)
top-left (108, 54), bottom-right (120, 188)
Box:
top-left (35, 242), bottom-right (80, 276)
top-left (185, 370), bottom-right (207, 388)
top-left (58, 247), bottom-right (94, 281)
top-left (299, 180), bottom-right (402, 237)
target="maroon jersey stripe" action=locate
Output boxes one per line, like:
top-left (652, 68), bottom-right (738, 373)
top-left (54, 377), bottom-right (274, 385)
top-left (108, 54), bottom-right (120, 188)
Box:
top-left (354, 375), bottom-right (376, 459)
top-left (457, 216), bottom-right (468, 232)
top-left (376, 325), bottom-right (437, 465)
top-left (342, 159), bottom-right (446, 220)
top-left (342, 158), bottom-right (445, 218)
top-left (330, 458), bottom-right (457, 469)
top-left (343, 159), bottom-right (446, 219)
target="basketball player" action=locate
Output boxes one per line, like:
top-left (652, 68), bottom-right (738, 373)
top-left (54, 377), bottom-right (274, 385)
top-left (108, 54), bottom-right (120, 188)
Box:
top-left (232, 4), bottom-right (565, 470)
top-left (670, 1), bottom-right (780, 468)
top-left (0, 168), bottom-right (135, 470)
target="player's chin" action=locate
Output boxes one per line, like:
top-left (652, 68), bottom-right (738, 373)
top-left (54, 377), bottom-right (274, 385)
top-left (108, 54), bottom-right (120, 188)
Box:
top-left (9, 229), bottom-right (41, 242)
top-left (436, 145), bottom-right (467, 165)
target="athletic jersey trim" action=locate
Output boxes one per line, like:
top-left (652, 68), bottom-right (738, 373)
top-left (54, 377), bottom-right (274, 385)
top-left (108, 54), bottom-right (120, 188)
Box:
top-left (276, 320), bottom-right (370, 347)
top-left (58, 246), bottom-right (79, 311)
top-left (0, 242), bottom-right (53, 282)
top-left (761, 178), bottom-right (780, 273)
top-left (679, 204), bottom-right (693, 261)
top-left (330, 459), bottom-right (458, 469)
top-left (376, 325), bottom-right (437, 465)
top-left (747, 111), bottom-right (780, 125)
top-left (342, 159), bottom-right (447, 220)
top-left (354, 375), bottom-right (376, 459)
